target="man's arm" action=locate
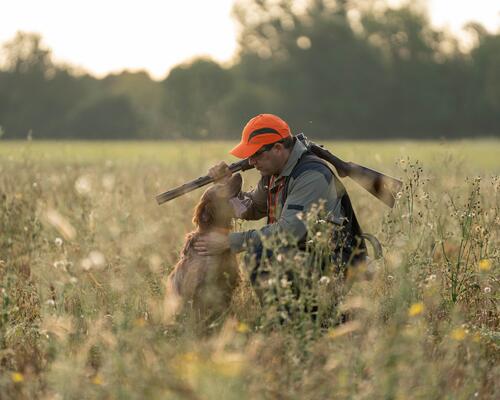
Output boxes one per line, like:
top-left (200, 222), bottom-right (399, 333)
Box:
top-left (228, 169), bottom-right (342, 252)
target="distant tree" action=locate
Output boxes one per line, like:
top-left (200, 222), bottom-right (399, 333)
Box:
top-left (232, 0), bottom-right (388, 138)
top-left (0, 32), bottom-right (89, 138)
top-left (467, 25), bottom-right (500, 134)
top-left (65, 95), bottom-right (140, 139)
top-left (0, 31), bottom-right (54, 76)
top-left (102, 70), bottom-right (163, 138)
top-left (161, 58), bottom-right (233, 138)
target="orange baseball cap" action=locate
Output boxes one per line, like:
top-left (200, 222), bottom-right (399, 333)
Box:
top-left (230, 114), bottom-right (292, 159)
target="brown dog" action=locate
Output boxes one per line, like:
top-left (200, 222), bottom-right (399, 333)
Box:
top-left (164, 173), bottom-right (243, 324)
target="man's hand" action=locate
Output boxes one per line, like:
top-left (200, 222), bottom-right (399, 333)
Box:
top-left (194, 231), bottom-right (231, 256)
top-left (208, 161), bottom-right (232, 184)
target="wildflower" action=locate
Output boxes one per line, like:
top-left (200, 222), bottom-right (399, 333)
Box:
top-left (45, 299), bottom-right (56, 307)
top-left (81, 258), bottom-right (93, 271)
top-left (280, 278), bottom-right (291, 288)
top-left (53, 260), bottom-right (67, 271)
top-left (54, 237), bottom-right (63, 246)
top-left (319, 276), bottom-right (331, 285)
top-left (478, 259), bottom-right (492, 271)
top-left (267, 278), bottom-right (277, 286)
top-left (276, 254), bottom-right (284, 262)
top-left (428, 274), bottom-right (436, 281)
top-left (387, 275), bottom-right (394, 281)
top-left (450, 327), bottom-right (467, 341)
top-left (483, 286), bottom-right (491, 294)
top-left (92, 375), bottom-right (103, 385)
top-left (75, 175), bottom-right (92, 195)
top-left (408, 302), bottom-right (424, 317)
top-left (69, 277), bottom-right (78, 284)
top-left (11, 372), bottom-right (24, 383)
top-left (236, 322), bottom-right (249, 333)
top-left (89, 251), bottom-right (106, 269)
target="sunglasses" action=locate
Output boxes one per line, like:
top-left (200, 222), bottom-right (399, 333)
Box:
top-left (249, 140), bottom-right (284, 160)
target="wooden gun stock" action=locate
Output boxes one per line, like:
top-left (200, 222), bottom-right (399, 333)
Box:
top-left (155, 159), bottom-right (254, 205)
top-left (296, 133), bottom-right (402, 208)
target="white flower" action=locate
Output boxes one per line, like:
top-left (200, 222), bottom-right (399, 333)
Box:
top-left (387, 275), bottom-right (394, 281)
top-left (319, 276), bottom-right (331, 285)
top-left (89, 251), bottom-right (106, 269)
top-left (45, 299), bottom-right (55, 306)
top-left (81, 258), bottom-right (93, 271)
top-left (267, 278), bottom-right (277, 286)
top-left (75, 176), bottom-right (92, 195)
top-left (280, 278), bottom-right (291, 288)
top-left (484, 286), bottom-right (491, 294)
top-left (54, 237), bottom-right (63, 247)
top-left (53, 260), bottom-right (67, 271)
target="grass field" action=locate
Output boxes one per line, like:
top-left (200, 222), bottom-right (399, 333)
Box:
top-left (1, 139), bottom-right (499, 399)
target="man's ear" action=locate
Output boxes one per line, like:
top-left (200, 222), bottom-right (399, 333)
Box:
top-left (192, 198), bottom-right (215, 229)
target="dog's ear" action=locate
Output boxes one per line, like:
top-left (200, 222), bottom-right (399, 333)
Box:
top-left (192, 198), bottom-right (215, 229)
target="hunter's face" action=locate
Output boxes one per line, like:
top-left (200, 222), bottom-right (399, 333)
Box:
top-left (248, 143), bottom-right (287, 176)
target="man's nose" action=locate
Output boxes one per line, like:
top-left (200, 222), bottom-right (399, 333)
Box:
top-left (248, 157), bottom-right (256, 166)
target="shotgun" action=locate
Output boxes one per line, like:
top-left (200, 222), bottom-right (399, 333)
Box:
top-left (156, 134), bottom-right (402, 208)
top-left (155, 159), bottom-right (254, 205)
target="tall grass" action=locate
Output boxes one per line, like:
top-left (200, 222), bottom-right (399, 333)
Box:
top-left (0, 140), bottom-right (498, 399)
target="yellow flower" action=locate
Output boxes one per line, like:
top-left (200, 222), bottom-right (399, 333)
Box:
top-left (451, 328), bottom-right (467, 341)
top-left (92, 375), bottom-right (103, 385)
top-left (478, 259), bottom-right (492, 271)
top-left (408, 302), bottom-right (424, 317)
top-left (236, 322), bottom-right (250, 333)
top-left (11, 372), bottom-right (24, 383)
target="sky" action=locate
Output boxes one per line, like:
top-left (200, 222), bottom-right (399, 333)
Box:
top-left (1, 0), bottom-right (499, 80)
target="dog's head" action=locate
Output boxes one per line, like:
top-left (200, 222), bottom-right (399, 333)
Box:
top-left (192, 173), bottom-right (243, 230)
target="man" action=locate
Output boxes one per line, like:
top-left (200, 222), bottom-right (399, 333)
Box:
top-left (194, 113), bottom-right (366, 284)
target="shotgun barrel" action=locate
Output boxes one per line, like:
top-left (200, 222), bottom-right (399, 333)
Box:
top-left (155, 159), bottom-right (254, 205)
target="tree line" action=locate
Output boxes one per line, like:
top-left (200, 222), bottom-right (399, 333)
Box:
top-left (1, 0), bottom-right (499, 140)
